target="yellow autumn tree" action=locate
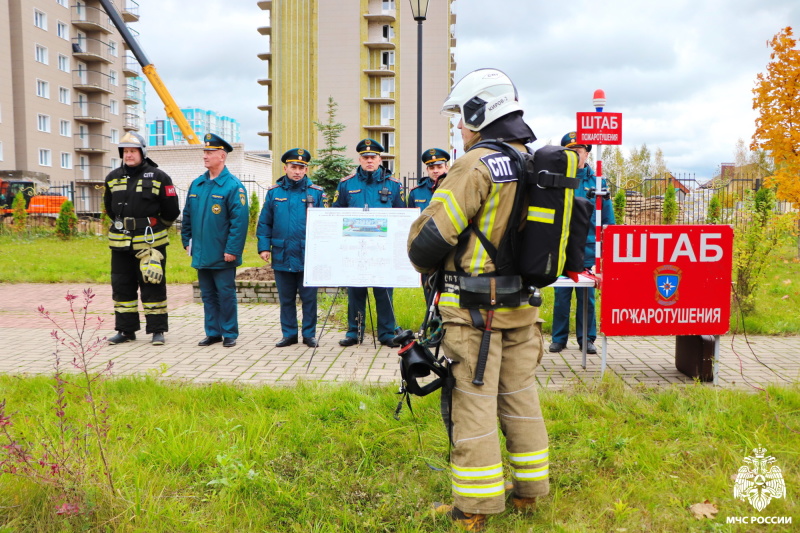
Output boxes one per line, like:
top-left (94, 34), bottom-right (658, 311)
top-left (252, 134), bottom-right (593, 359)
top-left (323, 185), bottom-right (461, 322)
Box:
top-left (751, 26), bottom-right (800, 209)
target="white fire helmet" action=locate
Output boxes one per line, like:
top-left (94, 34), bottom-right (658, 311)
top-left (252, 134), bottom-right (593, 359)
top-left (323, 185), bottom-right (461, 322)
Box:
top-left (118, 131), bottom-right (147, 158)
top-left (441, 68), bottom-right (522, 131)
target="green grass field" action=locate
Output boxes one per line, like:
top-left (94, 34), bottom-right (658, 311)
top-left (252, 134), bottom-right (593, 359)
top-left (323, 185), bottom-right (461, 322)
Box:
top-left (1, 375), bottom-right (798, 532)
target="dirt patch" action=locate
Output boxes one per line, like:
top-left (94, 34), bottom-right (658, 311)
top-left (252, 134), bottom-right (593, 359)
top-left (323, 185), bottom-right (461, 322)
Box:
top-left (235, 266), bottom-right (275, 281)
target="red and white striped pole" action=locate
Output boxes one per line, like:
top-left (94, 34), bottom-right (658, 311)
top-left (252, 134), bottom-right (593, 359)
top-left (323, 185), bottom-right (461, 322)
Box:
top-left (592, 89), bottom-right (606, 275)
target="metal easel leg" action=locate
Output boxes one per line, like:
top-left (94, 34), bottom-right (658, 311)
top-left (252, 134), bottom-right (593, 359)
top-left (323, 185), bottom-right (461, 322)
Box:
top-left (306, 287), bottom-right (342, 371)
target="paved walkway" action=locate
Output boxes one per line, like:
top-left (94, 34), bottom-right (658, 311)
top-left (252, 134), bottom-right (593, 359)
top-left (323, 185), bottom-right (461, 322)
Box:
top-left (0, 283), bottom-right (798, 390)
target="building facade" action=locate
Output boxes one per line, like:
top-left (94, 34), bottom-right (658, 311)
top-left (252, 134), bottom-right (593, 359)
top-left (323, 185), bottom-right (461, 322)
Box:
top-left (0, 0), bottom-right (144, 211)
top-left (256, 0), bottom-right (456, 179)
top-left (146, 108), bottom-right (241, 147)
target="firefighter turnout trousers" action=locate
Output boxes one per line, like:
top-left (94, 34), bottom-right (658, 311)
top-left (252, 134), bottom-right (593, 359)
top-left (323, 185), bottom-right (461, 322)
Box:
top-left (442, 319), bottom-right (549, 515)
top-left (111, 246), bottom-right (168, 334)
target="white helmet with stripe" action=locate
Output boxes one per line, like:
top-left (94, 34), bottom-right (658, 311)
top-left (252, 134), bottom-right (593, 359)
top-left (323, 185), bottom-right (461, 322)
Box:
top-left (441, 68), bottom-right (522, 131)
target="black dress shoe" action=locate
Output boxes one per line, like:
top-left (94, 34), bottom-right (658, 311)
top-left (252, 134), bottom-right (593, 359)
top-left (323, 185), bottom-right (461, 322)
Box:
top-left (223, 337), bottom-right (237, 348)
top-left (581, 341), bottom-right (597, 354)
top-left (303, 337), bottom-right (319, 348)
top-left (549, 342), bottom-right (565, 353)
top-left (198, 336), bottom-right (223, 346)
top-left (380, 339), bottom-right (399, 348)
top-left (338, 337), bottom-right (360, 347)
top-left (108, 331), bottom-right (136, 345)
top-left (275, 336), bottom-right (298, 347)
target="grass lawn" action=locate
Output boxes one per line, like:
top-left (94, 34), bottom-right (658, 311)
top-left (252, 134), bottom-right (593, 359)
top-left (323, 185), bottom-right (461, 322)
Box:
top-left (1, 375), bottom-right (798, 532)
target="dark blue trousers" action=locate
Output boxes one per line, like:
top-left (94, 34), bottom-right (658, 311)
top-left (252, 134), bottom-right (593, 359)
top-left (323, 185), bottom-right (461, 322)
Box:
top-left (274, 270), bottom-right (317, 339)
top-left (197, 267), bottom-right (238, 339)
top-left (552, 286), bottom-right (596, 346)
top-left (345, 287), bottom-right (395, 342)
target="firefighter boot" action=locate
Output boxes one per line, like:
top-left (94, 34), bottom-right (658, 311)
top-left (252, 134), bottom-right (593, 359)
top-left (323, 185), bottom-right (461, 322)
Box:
top-left (433, 502), bottom-right (487, 532)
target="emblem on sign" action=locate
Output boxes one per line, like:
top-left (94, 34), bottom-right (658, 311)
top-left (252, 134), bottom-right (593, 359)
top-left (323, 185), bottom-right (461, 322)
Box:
top-left (212, 204), bottom-right (221, 214)
top-left (654, 264), bottom-right (681, 306)
top-left (733, 447), bottom-right (786, 512)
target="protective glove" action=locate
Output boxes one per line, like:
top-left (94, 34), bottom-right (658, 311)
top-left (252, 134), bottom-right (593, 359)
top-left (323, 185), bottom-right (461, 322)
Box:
top-left (136, 248), bottom-right (164, 284)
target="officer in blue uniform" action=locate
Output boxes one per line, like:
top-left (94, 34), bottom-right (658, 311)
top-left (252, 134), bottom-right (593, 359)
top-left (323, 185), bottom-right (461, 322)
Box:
top-left (332, 138), bottom-right (405, 347)
top-left (257, 148), bottom-right (324, 348)
top-left (550, 132), bottom-right (615, 355)
top-left (407, 147), bottom-right (450, 211)
top-left (181, 133), bottom-right (249, 348)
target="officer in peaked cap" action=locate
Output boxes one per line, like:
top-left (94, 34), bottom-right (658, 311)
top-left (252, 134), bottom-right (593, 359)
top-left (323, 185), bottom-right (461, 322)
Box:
top-left (407, 147), bottom-right (451, 212)
top-left (332, 137), bottom-right (405, 348)
top-left (182, 132), bottom-right (249, 348)
top-left (257, 148), bottom-right (324, 348)
top-left (550, 131), bottom-right (614, 357)
top-left (203, 133), bottom-right (234, 153)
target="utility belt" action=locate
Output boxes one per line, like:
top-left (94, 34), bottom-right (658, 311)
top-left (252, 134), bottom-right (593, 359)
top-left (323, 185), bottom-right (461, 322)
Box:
top-left (441, 271), bottom-right (526, 310)
top-left (113, 216), bottom-right (158, 231)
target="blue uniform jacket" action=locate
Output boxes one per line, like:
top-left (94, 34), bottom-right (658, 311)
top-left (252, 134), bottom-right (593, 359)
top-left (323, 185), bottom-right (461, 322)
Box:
top-left (406, 175), bottom-right (434, 211)
top-left (577, 164), bottom-right (615, 264)
top-left (181, 166), bottom-right (249, 269)
top-left (332, 166), bottom-right (405, 208)
top-left (256, 175), bottom-right (324, 272)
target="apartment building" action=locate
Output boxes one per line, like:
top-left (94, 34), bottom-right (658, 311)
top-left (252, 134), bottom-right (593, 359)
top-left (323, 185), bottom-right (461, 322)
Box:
top-left (147, 107), bottom-right (241, 147)
top-left (256, 0), bottom-right (456, 178)
top-left (1, 0), bottom-right (143, 212)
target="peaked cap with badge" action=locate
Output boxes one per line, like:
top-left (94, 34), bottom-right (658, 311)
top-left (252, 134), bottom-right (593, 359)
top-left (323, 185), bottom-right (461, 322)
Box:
top-left (560, 131), bottom-right (592, 152)
top-left (281, 148), bottom-right (312, 166)
top-left (421, 147), bottom-right (450, 166)
top-left (356, 138), bottom-right (385, 155)
top-left (204, 133), bottom-right (234, 153)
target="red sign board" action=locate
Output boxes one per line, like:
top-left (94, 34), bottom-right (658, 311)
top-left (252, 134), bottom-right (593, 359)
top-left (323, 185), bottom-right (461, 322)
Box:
top-left (576, 112), bottom-right (623, 145)
top-left (601, 225), bottom-right (733, 336)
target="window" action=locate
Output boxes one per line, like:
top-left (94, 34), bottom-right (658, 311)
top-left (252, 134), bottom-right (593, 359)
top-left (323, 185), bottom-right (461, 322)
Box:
top-left (58, 54), bottom-right (69, 72)
top-left (109, 70), bottom-right (118, 86)
top-left (60, 119), bottom-right (71, 137)
top-left (57, 0), bottom-right (67, 7)
top-left (34, 10), bottom-right (47, 30)
top-left (109, 40), bottom-right (118, 57)
top-left (35, 44), bottom-right (48, 64)
top-left (110, 99), bottom-right (119, 115)
top-left (380, 104), bottom-right (395, 125)
top-left (382, 25), bottom-right (395, 41)
top-left (381, 132), bottom-right (395, 149)
top-left (61, 152), bottom-right (72, 169)
top-left (381, 78), bottom-right (395, 97)
top-left (57, 21), bottom-right (68, 40)
top-left (36, 79), bottom-right (49, 98)
top-left (39, 149), bottom-right (52, 167)
top-left (110, 129), bottom-right (119, 144)
top-left (382, 0), bottom-right (396, 11)
top-left (58, 87), bottom-right (70, 104)
top-left (37, 114), bottom-right (51, 133)
top-left (110, 157), bottom-right (119, 168)
top-left (381, 51), bottom-right (394, 67)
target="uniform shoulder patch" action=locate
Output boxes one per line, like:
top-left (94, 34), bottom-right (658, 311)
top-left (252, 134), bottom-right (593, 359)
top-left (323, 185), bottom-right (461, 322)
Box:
top-left (340, 173), bottom-right (355, 182)
top-left (268, 184), bottom-right (281, 190)
top-left (388, 177), bottom-right (401, 184)
top-left (309, 184), bottom-right (323, 190)
top-left (480, 152), bottom-right (517, 183)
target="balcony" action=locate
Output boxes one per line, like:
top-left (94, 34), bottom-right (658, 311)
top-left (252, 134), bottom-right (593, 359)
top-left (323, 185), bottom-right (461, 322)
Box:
top-left (121, 26), bottom-right (141, 50)
top-left (124, 112), bottom-right (140, 130)
top-left (73, 101), bottom-right (110, 123)
top-left (72, 69), bottom-right (112, 93)
top-left (257, 25), bottom-right (271, 36)
top-left (363, 10), bottom-right (396, 23)
top-left (258, 131), bottom-right (272, 138)
top-left (74, 133), bottom-right (111, 153)
top-left (257, 1), bottom-right (272, 9)
top-left (257, 51), bottom-right (272, 61)
top-left (364, 95), bottom-right (395, 104)
top-left (364, 65), bottom-right (395, 77)
top-left (364, 40), bottom-right (395, 50)
top-left (122, 0), bottom-right (140, 22)
top-left (71, 37), bottom-right (112, 63)
top-left (257, 104), bottom-right (272, 111)
top-left (123, 56), bottom-right (140, 77)
top-left (71, 5), bottom-right (112, 33)
top-left (123, 83), bottom-right (142, 104)
top-left (257, 78), bottom-right (272, 86)
top-left (75, 164), bottom-right (112, 182)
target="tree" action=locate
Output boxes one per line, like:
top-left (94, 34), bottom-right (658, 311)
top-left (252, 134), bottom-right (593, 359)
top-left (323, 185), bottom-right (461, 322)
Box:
top-left (248, 191), bottom-right (260, 235)
top-left (11, 191), bottom-right (27, 233)
top-left (311, 97), bottom-right (355, 200)
top-left (706, 194), bottom-right (721, 224)
top-left (662, 184), bottom-right (678, 224)
top-left (613, 189), bottom-right (626, 225)
top-left (55, 200), bottom-right (79, 239)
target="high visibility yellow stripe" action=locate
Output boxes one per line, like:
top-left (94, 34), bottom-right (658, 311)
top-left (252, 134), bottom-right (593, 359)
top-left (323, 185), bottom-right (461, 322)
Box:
top-left (438, 293), bottom-right (459, 307)
top-left (114, 301), bottom-right (138, 313)
top-left (431, 190), bottom-right (468, 234)
top-left (528, 206), bottom-right (555, 224)
top-left (511, 466), bottom-right (549, 481)
top-left (565, 149), bottom-right (578, 178)
top-left (509, 449), bottom-right (549, 465)
top-left (469, 183), bottom-right (502, 274)
top-left (451, 463), bottom-right (503, 480)
top-left (557, 189), bottom-right (574, 275)
top-left (452, 480), bottom-right (506, 497)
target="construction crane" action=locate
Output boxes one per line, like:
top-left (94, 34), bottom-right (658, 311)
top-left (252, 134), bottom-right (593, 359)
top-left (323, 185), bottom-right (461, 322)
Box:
top-left (98, 0), bottom-right (200, 145)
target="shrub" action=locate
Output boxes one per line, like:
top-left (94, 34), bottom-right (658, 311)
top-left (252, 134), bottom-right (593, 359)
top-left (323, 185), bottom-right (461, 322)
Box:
top-left (613, 189), bottom-right (626, 225)
top-left (55, 200), bottom-right (79, 240)
top-left (12, 191), bottom-right (27, 233)
top-left (706, 194), bottom-right (721, 224)
top-left (249, 191), bottom-right (260, 235)
top-left (662, 184), bottom-right (678, 224)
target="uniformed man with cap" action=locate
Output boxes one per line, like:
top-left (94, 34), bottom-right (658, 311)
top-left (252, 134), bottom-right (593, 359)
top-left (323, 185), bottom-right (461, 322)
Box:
top-left (549, 132), bottom-right (615, 355)
top-left (104, 131), bottom-right (180, 346)
top-left (257, 148), bottom-right (325, 348)
top-left (181, 133), bottom-right (249, 348)
top-left (332, 138), bottom-right (405, 347)
top-left (407, 147), bottom-right (450, 211)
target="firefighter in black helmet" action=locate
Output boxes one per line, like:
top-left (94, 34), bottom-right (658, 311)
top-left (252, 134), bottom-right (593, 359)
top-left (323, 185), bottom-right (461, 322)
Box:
top-left (103, 132), bottom-right (180, 345)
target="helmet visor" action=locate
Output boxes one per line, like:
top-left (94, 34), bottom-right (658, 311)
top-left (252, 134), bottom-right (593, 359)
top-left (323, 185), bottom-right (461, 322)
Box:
top-left (441, 102), bottom-right (461, 118)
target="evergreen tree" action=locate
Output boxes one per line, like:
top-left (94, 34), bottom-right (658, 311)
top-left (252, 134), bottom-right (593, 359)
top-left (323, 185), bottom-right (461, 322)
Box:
top-left (55, 200), bottom-right (79, 239)
top-left (311, 97), bottom-right (355, 201)
top-left (662, 184), bottom-right (678, 224)
top-left (11, 191), bottom-right (27, 233)
top-left (249, 191), bottom-right (260, 235)
top-left (613, 189), bottom-right (627, 225)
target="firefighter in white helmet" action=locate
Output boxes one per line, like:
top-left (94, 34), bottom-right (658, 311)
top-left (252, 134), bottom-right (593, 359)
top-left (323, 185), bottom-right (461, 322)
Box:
top-left (407, 69), bottom-right (548, 531)
top-left (104, 132), bottom-right (180, 346)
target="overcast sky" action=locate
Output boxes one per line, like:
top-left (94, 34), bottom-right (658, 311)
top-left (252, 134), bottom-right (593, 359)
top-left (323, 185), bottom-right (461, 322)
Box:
top-left (136, 0), bottom-right (799, 182)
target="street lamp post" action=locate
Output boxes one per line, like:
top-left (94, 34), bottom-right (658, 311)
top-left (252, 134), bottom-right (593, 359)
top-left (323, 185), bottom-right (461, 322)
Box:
top-left (409, 0), bottom-right (430, 184)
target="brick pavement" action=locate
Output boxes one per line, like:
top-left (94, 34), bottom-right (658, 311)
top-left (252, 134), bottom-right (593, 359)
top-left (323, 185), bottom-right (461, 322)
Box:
top-left (0, 283), bottom-right (798, 390)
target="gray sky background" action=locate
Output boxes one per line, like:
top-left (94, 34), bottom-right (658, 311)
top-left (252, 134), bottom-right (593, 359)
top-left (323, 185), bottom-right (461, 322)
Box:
top-left (136, 0), bottom-right (800, 181)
